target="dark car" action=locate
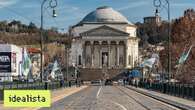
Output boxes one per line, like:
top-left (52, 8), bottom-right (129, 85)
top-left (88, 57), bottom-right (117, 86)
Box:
top-left (91, 80), bottom-right (102, 86)
top-left (105, 79), bottom-right (112, 85)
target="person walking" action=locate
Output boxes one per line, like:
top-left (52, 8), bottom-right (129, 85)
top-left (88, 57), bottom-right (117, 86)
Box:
top-left (123, 77), bottom-right (126, 86)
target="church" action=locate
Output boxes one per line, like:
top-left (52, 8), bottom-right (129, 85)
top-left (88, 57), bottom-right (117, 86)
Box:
top-left (69, 6), bottom-right (139, 80)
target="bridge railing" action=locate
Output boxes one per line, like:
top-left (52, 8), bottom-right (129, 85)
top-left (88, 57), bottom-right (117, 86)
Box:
top-left (0, 80), bottom-right (81, 100)
top-left (137, 82), bottom-right (195, 101)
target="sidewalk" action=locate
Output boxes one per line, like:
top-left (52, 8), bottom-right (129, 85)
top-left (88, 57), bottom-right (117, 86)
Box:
top-left (0, 86), bottom-right (88, 110)
top-left (127, 86), bottom-right (195, 110)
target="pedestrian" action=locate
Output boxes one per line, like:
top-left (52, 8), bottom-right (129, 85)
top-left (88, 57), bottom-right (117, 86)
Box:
top-left (147, 79), bottom-right (150, 89)
top-left (132, 78), bottom-right (135, 86)
top-left (135, 79), bottom-right (138, 88)
top-left (123, 78), bottom-right (126, 86)
top-left (60, 79), bottom-right (64, 87)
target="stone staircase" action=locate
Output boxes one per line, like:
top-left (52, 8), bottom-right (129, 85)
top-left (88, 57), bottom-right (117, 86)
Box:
top-left (80, 68), bottom-right (125, 81)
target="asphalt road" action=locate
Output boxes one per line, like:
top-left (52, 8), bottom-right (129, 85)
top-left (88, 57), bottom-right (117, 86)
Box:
top-left (40, 85), bottom-right (181, 110)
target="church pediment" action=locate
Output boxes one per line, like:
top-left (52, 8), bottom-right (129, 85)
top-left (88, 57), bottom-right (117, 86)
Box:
top-left (80, 25), bottom-right (129, 36)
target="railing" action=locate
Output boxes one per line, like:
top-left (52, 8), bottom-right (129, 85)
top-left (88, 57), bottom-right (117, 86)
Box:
top-left (0, 80), bottom-right (81, 100)
top-left (136, 82), bottom-right (195, 101)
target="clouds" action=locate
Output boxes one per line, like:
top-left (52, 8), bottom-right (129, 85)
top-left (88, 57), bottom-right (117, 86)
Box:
top-left (117, 1), bottom-right (149, 11)
top-left (0, 0), bottom-right (194, 33)
top-left (0, 0), bottom-right (19, 7)
top-left (172, 3), bottom-right (195, 7)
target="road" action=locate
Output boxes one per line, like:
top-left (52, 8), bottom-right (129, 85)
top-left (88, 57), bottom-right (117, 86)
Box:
top-left (39, 85), bottom-right (181, 110)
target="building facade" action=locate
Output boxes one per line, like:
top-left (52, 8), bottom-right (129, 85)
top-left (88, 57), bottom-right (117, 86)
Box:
top-left (69, 6), bottom-right (139, 80)
top-left (0, 44), bottom-right (22, 82)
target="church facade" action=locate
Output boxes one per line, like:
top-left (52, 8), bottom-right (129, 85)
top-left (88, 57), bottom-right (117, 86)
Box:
top-left (69, 6), bottom-right (139, 80)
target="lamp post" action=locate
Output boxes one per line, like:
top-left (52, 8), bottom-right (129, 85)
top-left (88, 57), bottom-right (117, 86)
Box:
top-left (65, 45), bottom-right (69, 81)
top-left (153, 0), bottom-right (171, 81)
top-left (40, 0), bottom-right (57, 82)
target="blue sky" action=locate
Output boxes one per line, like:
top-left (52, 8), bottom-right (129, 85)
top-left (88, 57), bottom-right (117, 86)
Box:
top-left (0, 0), bottom-right (194, 32)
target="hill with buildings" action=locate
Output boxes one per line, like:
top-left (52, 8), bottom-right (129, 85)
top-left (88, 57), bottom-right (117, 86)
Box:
top-left (164, 9), bottom-right (195, 83)
top-left (0, 20), bottom-right (69, 45)
top-left (137, 9), bottom-right (195, 83)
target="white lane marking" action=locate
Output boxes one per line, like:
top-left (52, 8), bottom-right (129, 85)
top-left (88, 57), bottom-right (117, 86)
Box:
top-left (96, 86), bottom-right (102, 98)
top-left (111, 101), bottom-right (127, 110)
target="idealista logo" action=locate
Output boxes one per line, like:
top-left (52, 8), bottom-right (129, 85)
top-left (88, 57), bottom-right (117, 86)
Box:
top-left (4, 90), bottom-right (51, 107)
top-left (0, 56), bottom-right (10, 62)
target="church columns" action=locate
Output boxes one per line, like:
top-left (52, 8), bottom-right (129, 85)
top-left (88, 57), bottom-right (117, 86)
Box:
top-left (99, 41), bottom-right (102, 68)
top-left (116, 41), bottom-right (119, 67)
top-left (82, 41), bottom-right (86, 68)
top-left (108, 41), bottom-right (111, 68)
top-left (90, 41), bottom-right (94, 68)
top-left (83, 40), bottom-right (128, 69)
top-left (125, 41), bottom-right (128, 68)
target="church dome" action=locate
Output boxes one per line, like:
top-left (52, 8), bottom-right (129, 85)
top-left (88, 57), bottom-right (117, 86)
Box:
top-left (80, 6), bottom-right (132, 24)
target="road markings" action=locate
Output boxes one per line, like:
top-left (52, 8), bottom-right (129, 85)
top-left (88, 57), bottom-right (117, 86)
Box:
top-left (19, 86), bottom-right (88, 110)
top-left (111, 101), bottom-right (127, 110)
top-left (96, 86), bottom-right (102, 99)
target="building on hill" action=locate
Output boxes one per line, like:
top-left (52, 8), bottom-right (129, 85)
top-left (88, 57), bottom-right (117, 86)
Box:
top-left (144, 9), bottom-right (161, 26)
top-left (137, 8), bottom-right (168, 46)
top-left (68, 6), bottom-right (139, 80)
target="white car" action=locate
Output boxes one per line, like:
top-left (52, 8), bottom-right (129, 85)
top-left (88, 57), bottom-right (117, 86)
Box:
top-left (118, 79), bottom-right (123, 85)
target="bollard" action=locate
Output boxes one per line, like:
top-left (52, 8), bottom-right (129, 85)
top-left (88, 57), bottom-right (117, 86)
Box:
top-left (69, 81), bottom-right (71, 87)
top-left (78, 80), bottom-right (81, 87)
top-left (179, 84), bottom-right (182, 97)
top-left (182, 84), bottom-right (185, 98)
top-left (186, 84), bottom-right (190, 98)
top-left (170, 84), bottom-right (173, 95)
top-left (176, 84), bottom-right (178, 96)
top-left (44, 82), bottom-right (48, 90)
top-left (0, 89), bottom-right (3, 100)
top-left (166, 83), bottom-right (168, 94)
top-left (188, 85), bottom-right (191, 99)
top-left (179, 84), bottom-right (181, 97)
top-left (60, 80), bottom-right (64, 88)
top-left (177, 84), bottom-right (180, 96)
top-left (174, 84), bottom-right (176, 96)
top-left (193, 85), bottom-right (195, 101)
top-left (163, 83), bottom-right (166, 93)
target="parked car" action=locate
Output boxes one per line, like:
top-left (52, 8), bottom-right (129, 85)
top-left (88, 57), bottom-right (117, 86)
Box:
top-left (112, 81), bottom-right (118, 85)
top-left (91, 80), bottom-right (102, 86)
top-left (105, 79), bottom-right (112, 85)
top-left (118, 79), bottom-right (123, 85)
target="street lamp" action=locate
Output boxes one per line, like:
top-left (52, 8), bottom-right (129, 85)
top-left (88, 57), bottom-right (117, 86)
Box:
top-left (153, 0), bottom-right (171, 81)
top-left (40, 0), bottom-right (57, 82)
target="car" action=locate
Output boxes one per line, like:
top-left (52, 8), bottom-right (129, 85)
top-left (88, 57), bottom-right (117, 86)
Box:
top-left (112, 81), bottom-right (118, 85)
top-left (118, 79), bottom-right (123, 85)
top-left (91, 80), bottom-right (102, 86)
top-left (105, 79), bottom-right (112, 85)
top-left (28, 79), bottom-right (34, 83)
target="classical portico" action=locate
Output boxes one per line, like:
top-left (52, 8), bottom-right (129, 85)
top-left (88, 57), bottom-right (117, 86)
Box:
top-left (69, 6), bottom-right (139, 80)
top-left (83, 40), bottom-right (125, 68)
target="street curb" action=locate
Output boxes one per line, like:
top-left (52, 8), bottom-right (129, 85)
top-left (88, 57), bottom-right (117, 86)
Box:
top-left (126, 86), bottom-right (195, 110)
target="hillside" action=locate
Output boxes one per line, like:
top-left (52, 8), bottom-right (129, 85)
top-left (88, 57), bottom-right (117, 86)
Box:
top-left (0, 20), bottom-right (69, 45)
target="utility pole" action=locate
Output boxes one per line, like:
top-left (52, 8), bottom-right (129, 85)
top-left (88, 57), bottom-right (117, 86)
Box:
top-left (153, 0), bottom-right (171, 81)
top-left (40, 0), bottom-right (57, 82)
top-left (167, 0), bottom-right (171, 81)
top-left (66, 46), bottom-right (69, 81)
